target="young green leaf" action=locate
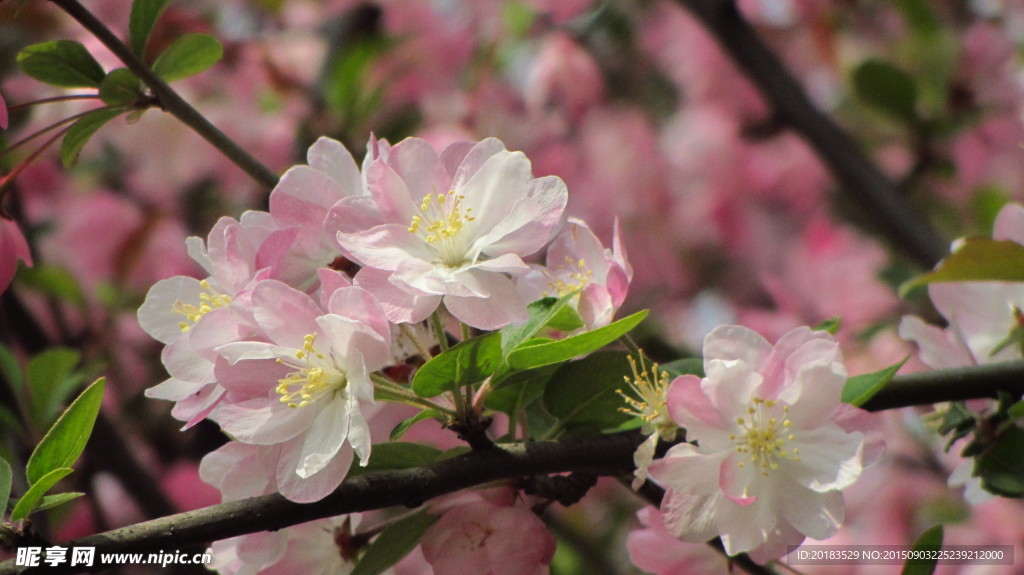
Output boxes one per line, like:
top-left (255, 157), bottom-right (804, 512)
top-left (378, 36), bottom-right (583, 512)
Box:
top-left (543, 352), bottom-right (635, 432)
top-left (11, 467), bottom-right (73, 522)
top-left (412, 333), bottom-right (503, 398)
top-left (389, 410), bottom-right (443, 441)
top-left (25, 377), bottom-right (105, 486)
top-left (506, 310), bottom-right (648, 371)
top-left (0, 457), bottom-right (11, 515)
top-left (813, 316), bottom-right (842, 335)
top-left (99, 68), bottom-right (143, 106)
top-left (129, 0), bottom-right (171, 57)
top-left (853, 59), bottom-right (918, 122)
top-left (901, 524), bottom-right (943, 575)
top-left (346, 442), bottom-right (442, 478)
top-left (660, 357), bottom-right (704, 379)
top-left (0, 343), bottom-right (23, 400)
top-left (899, 238), bottom-right (1024, 296)
top-left (14, 265), bottom-right (87, 307)
top-left (486, 364), bottom-right (558, 415)
top-left (500, 294), bottom-right (575, 357)
top-left (61, 108), bottom-right (127, 168)
top-left (842, 357), bottom-right (908, 407)
top-left (350, 511), bottom-right (439, 575)
top-left (32, 492), bottom-right (84, 513)
top-left (151, 34), bottom-right (224, 82)
top-left (26, 348), bottom-right (82, 429)
top-left (974, 426), bottom-right (1024, 497)
top-left (16, 41), bottom-right (106, 88)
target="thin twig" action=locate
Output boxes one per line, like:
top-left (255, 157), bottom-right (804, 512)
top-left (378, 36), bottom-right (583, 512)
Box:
top-left (47, 0), bottom-right (279, 191)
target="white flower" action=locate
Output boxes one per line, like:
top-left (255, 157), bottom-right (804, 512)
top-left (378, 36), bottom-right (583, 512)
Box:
top-left (648, 325), bottom-right (882, 561)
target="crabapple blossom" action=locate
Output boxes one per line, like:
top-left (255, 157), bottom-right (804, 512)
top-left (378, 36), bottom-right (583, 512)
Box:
top-left (421, 486), bottom-right (555, 575)
top-left (517, 217), bottom-right (632, 330)
top-left (626, 507), bottom-right (728, 575)
top-left (0, 90), bottom-right (7, 130)
top-left (647, 325), bottom-right (882, 561)
top-left (214, 280), bottom-right (391, 503)
top-left (333, 137), bottom-right (568, 329)
top-left (269, 136), bottom-right (365, 290)
top-left (138, 214), bottom-right (288, 427)
top-left (0, 217), bottom-right (31, 295)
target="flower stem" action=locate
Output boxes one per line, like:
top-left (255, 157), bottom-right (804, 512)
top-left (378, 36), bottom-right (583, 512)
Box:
top-left (46, 0), bottom-right (279, 191)
top-left (370, 373), bottom-right (455, 416)
top-left (430, 311), bottom-right (449, 353)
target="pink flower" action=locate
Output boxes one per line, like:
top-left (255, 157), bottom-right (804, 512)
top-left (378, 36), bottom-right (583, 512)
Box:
top-left (334, 137), bottom-right (568, 329)
top-left (214, 280), bottom-right (391, 503)
top-left (0, 218), bottom-right (32, 295)
top-left (517, 217), bottom-right (632, 329)
top-left (525, 33), bottom-right (604, 121)
top-left (269, 137), bottom-right (365, 290)
top-left (647, 325), bottom-right (882, 561)
top-left (421, 487), bottom-right (555, 575)
top-left (626, 507), bottom-right (728, 575)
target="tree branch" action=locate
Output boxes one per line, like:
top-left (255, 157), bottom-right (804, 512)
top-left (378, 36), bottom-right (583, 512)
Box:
top-left (675, 0), bottom-right (948, 268)
top-left (46, 0), bottom-right (279, 191)
top-left (3, 360), bottom-right (1023, 574)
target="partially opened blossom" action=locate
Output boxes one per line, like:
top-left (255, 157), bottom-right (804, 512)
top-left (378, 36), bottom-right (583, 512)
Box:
top-left (421, 486), bottom-right (555, 575)
top-left (333, 137), bottom-right (568, 329)
top-left (0, 218), bottom-right (31, 295)
top-left (647, 325), bottom-right (882, 561)
top-left (517, 217), bottom-right (632, 329)
top-left (626, 507), bottom-right (728, 575)
top-left (269, 137), bottom-right (365, 289)
top-left (214, 280), bottom-right (391, 502)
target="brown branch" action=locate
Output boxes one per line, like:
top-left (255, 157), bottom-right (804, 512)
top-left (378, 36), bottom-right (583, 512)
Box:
top-left (46, 0), bottom-right (279, 191)
top-left (3, 359), bottom-right (1023, 574)
top-left (675, 0), bottom-right (948, 268)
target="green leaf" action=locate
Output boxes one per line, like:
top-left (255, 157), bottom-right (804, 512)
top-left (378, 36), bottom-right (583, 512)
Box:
top-left (15, 264), bottom-right (86, 307)
top-left (346, 442), bottom-right (442, 478)
top-left (99, 68), bottom-right (142, 106)
top-left (500, 294), bottom-right (575, 357)
top-left (842, 358), bottom-right (907, 407)
top-left (129, 0), bottom-right (171, 57)
top-left (0, 343), bottom-right (23, 399)
top-left (11, 467), bottom-right (73, 522)
top-left (486, 364), bottom-right (558, 415)
top-left (989, 324), bottom-right (1024, 358)
top-left (543, 352), bottom-right (634, 431)
top-left (975, 426), bottom-right (1024, 497)
top-left (892, 0), bottom-right (941, 35)
top-left (61, 107), bottom-right (126, 168)
top-left (16, 41), bottom-right (105, 88)
top-left (546, 305), bottom-right (584, 332)
top-left (32, 491), bottom-right (84, 513)
top-left (900, 238), bottom-right (1024, 296)
top-left (26, 348), bottom-right (82, 428)
top-left (26, 377), bottom-right (105, 485)
top-left (853, 59), bottom-right (918, 122)
top-left (506, 310), bottom-right (648, 371)
top-left (660, 358), bottom-right (704, 379)
top-left (151, 33), bottom-right (223, 82)
top-left (351, 511), bottom-right (439, 575)
top-left (0, 458), bottom-right (11, 514)
top-left (412, 333), bottom-right (503, 398)
top-left (901, 524), bottom-right (943, 575)
top-left (1007, 399), bottom-right (1024, 420)
top-left (813, 316), bottom-right (842, 335)
top-left (389, 410), bottom-right (442, 441)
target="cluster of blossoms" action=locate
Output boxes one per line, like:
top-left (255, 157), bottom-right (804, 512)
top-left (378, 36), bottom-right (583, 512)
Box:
top-left (138, 135), bottom-right (629, 573)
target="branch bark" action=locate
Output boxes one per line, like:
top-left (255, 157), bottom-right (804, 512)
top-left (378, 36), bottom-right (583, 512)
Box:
top-left (675, 0), bottom-right (948, 268)
top-left (3, 360), bottom-right (1024, 574)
